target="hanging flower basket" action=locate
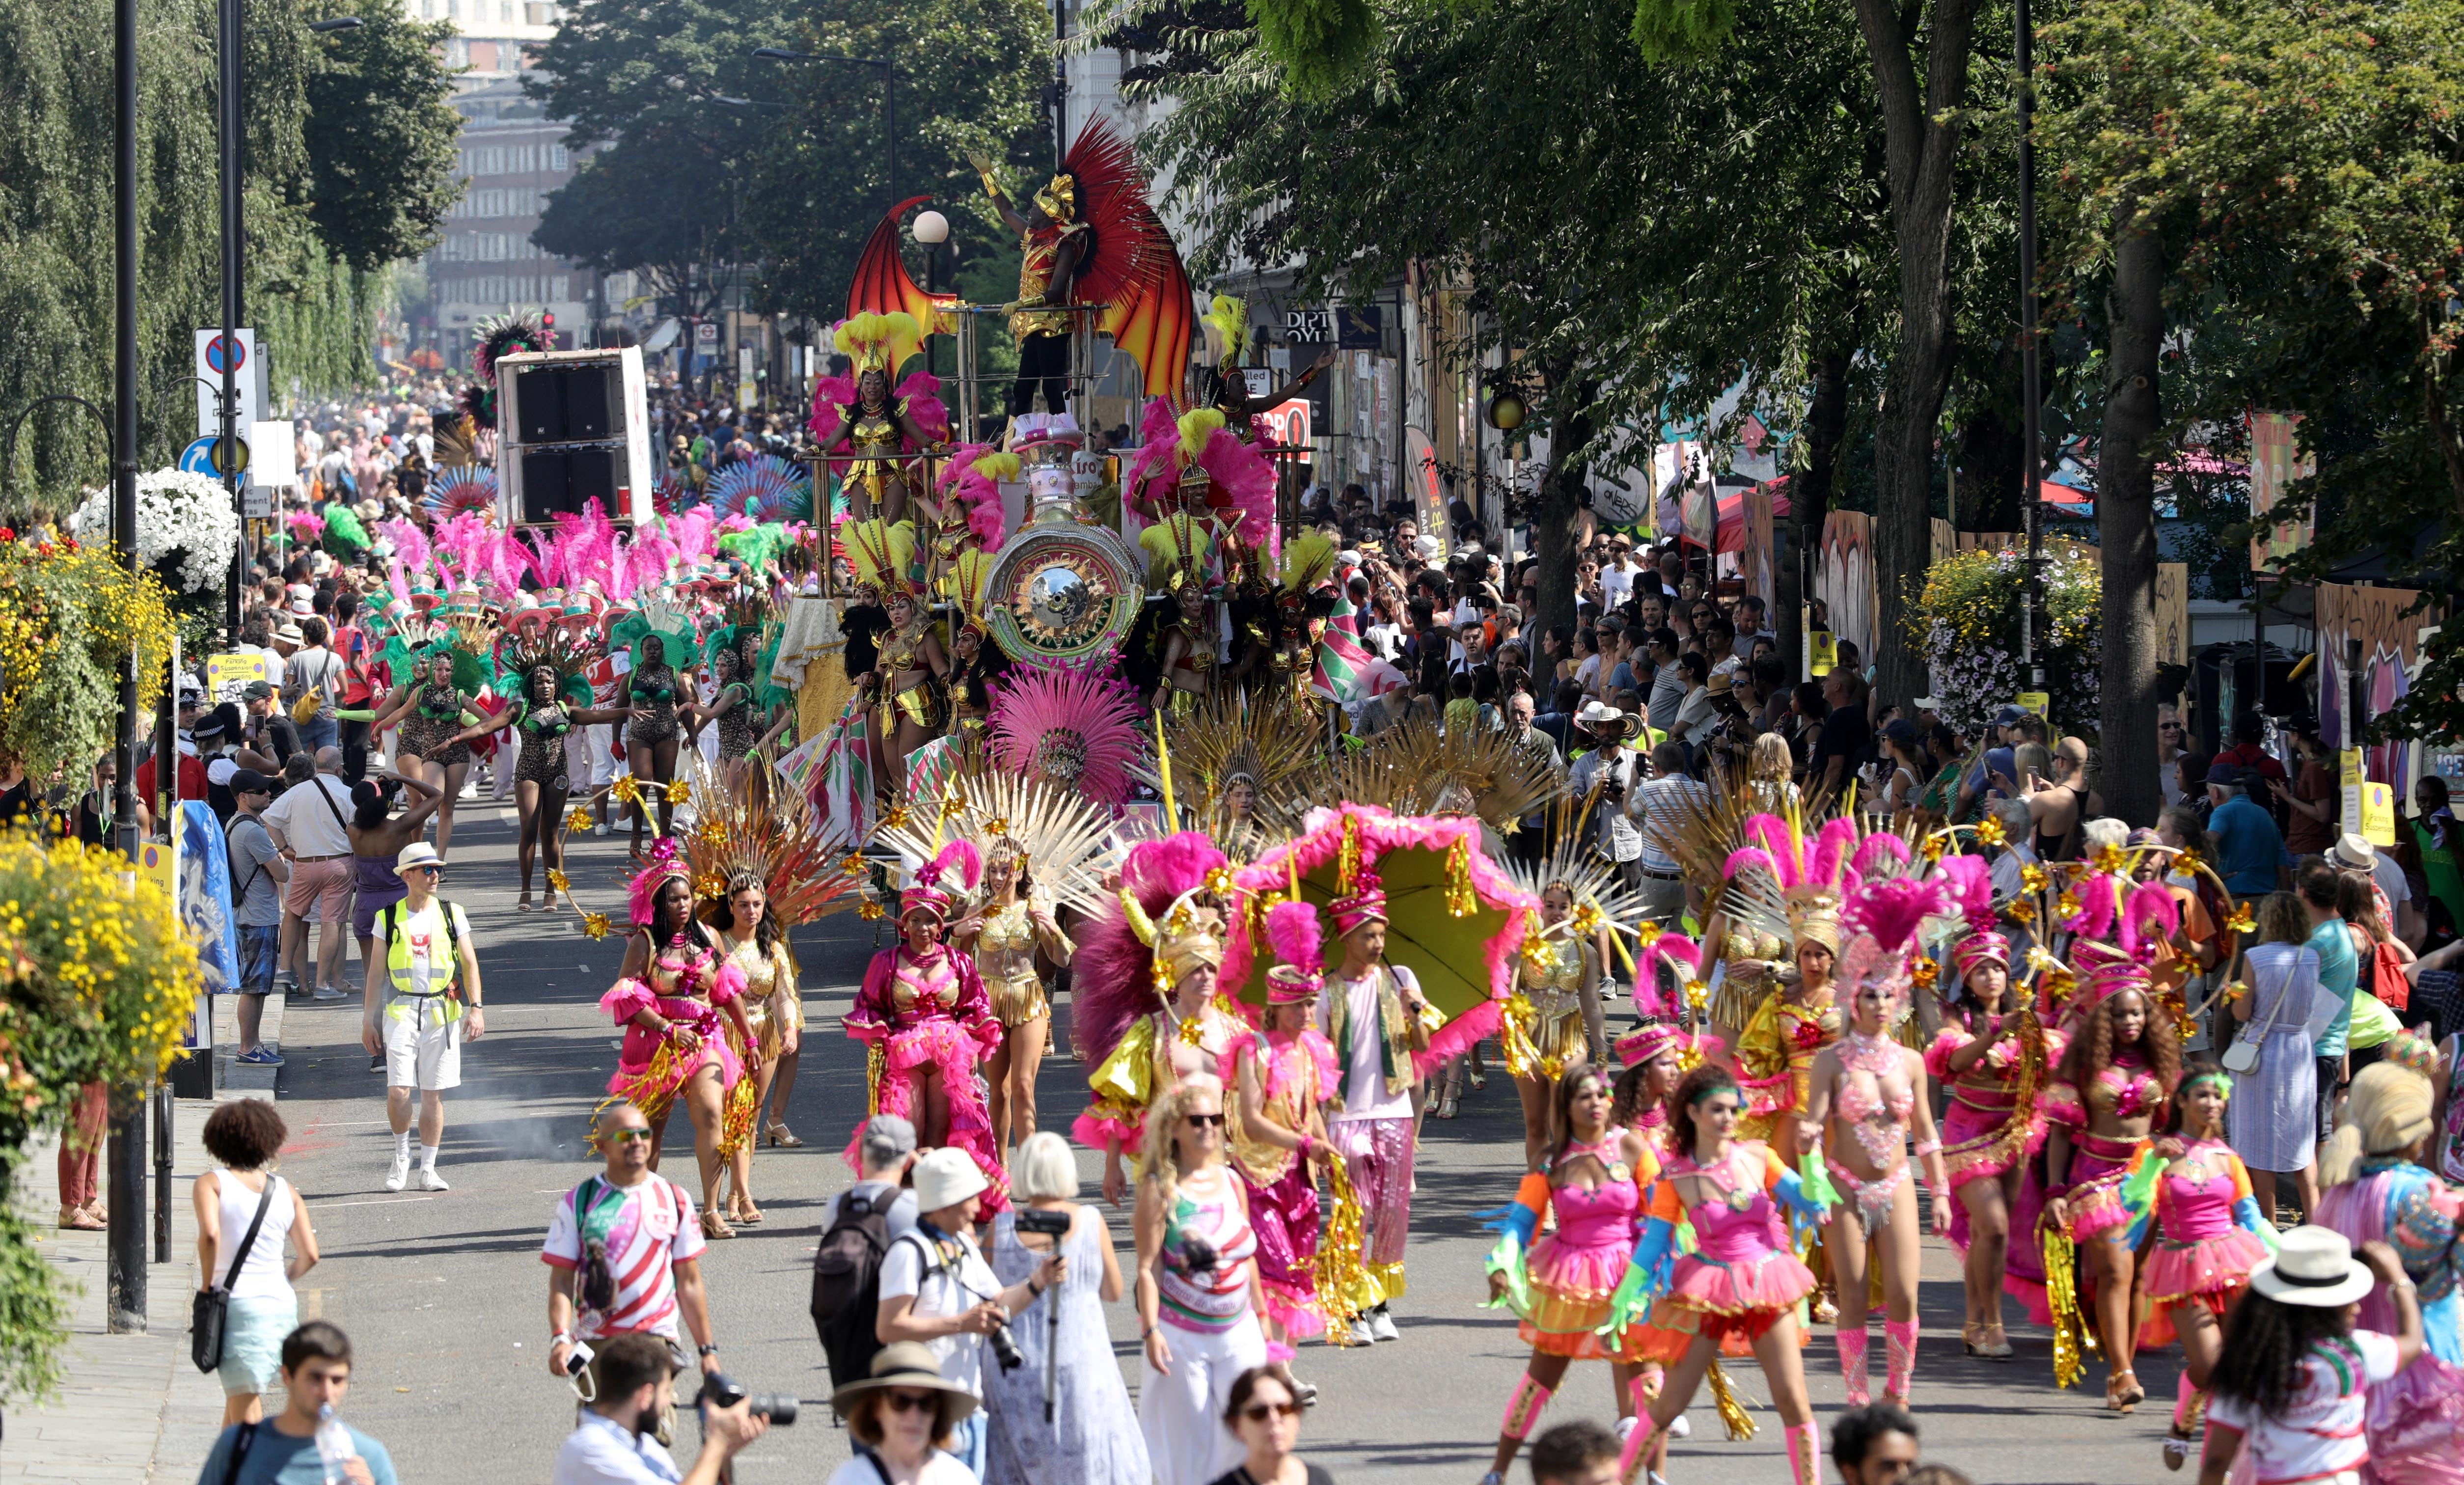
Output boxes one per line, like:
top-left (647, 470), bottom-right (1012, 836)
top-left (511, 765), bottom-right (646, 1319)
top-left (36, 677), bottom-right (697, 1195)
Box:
top-left (67, 469), bottom-right (242, 597)
top-left (1908, 545), bottom-right (2102, 738)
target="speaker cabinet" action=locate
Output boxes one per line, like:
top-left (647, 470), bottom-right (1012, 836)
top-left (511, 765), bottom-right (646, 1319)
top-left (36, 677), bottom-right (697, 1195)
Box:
top-left (494, 346), bottom-right (652, 525)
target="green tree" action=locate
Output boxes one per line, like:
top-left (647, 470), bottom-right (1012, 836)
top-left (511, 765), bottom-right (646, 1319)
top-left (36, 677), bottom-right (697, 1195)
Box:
top-left (301, 1), bottom-right (463, 273)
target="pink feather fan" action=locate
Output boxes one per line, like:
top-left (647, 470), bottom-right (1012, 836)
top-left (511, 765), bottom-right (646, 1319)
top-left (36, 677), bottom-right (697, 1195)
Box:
top-left (1263, 898), bottom-right (1324, 980)
top-left (806, 372), bottom-right (858, 445)
top-left (1123, 396), bottom-right (1184, 514)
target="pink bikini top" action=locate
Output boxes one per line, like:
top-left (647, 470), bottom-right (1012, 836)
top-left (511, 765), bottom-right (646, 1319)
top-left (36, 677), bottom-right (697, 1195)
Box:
top-left (2159, 1139), bottom-right (2240, 1242)
top-left (891, 947), bottom-right (962, 1014)
top-left (1547, 1134), bottom-right (1641, 1249)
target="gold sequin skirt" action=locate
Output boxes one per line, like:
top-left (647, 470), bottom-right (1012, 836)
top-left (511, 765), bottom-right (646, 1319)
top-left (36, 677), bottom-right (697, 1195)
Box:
top-left (989, 972), bottom-right (1049, 1029)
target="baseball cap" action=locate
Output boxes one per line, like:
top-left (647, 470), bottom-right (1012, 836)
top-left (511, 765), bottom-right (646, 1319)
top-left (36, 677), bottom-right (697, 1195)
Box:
top-left (229, 768), bottom-right (273, 796)
top-left (1991, 705), bottom-right (2026, 728)
top-left (242, 679), bottom-right (275, 702)
top-left (858, 1114), bottom-right (917, 1169)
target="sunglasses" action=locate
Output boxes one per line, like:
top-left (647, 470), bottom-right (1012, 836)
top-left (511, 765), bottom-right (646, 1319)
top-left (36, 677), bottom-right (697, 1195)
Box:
top-left (1242, 1401), bottom-right (1303, 1422)
top-left (409, 865), bottom-right (443, 876)
top-left (1182, 1112), bottom-right (1226, 1128)
top-left (883, 1389), bottom-right (940, 1414)
top-left (602, 1128), bottom-right (654, 1143)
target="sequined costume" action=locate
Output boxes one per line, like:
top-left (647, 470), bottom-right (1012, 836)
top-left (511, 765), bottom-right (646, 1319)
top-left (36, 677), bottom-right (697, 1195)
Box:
top-left (2132, 1136), bottom-right (2274, 1348)
top-left (1926, 1011), bottom-right (2065, 1254)
top-left (1224, 1025), bottom-right (1339, 1342)
top-left (1614, 1142), bottom-right (1827, 1357)
top-left (1158, 620), bottom-right (1213, 720)
top-left (1485, 1131), bottom-right (1674, 1362)
top-left (598, 932), bottom-right (748, 1125)
top-left (2005, 1053), bottom-right (2166, 1323)
top-left (1071, 1000), bottom-right (1244, 1157)
top-left (711, 682), bottom-right (759, 761)
top-left (974, 894), bottom-right (1069, 1029)
top-left (845, 941), bottom-right (1007, 1209)
top-left (1736, 990), bottom-right (1839, 1143)
top-left (627, 664), bottom-right (683, 746)
top-left (513, 699), bottom-right (575, 785)
top-left (1509, 934), bottom-right (1596, 1078)
top-left (1825, 1027), bottom-right (1919, 1232)
top-left (872, 621), bottom-right (949, 736)
top-left (399, 684), bottom-right (473, 767)
top-left (718, 929), bottom-right (801, 1067)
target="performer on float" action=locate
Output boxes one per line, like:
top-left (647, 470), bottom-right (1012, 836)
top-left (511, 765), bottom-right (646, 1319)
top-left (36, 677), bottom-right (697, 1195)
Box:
top-left (2311, 1036), bottom-right (2464, 1484)
top-left (951, 832), bottom-right (1072, 1156)
top-left (1072, 834), bottom-right (1242, 1206)
top-left (2130, 1060), bottom-right (2275, 1472)
top-left (1193, 295), bottom-right (1331, 440)
top-left (807, 311), bottom-right (945, 526)
top-left (1798, 876), bottom-right (1955, 1409)
top-left (1496, 880), bottom-right (1607, 1163)
top-left (1602, 1062), bottom-right (1834, 1485)
top-left (480, 623), bottom-right (637, 912)
top-left (703, 869), bottom-right (803, 1228)
top-left (1924, 856), bottom-right (2054, 1363)
top-left (1144, 513), bottom-right (1218, 720)
top-left (1228, 900), bottom-right (1338, 1367)
top-left (1312, 870), bottom-right (1432, 1345)
top-left (2031, 881), bottom-right (2183, 1415)
top-left (843, 840), bottom-right (1008, 1208)
top-left (610, 602), bottom-right (699, 855)
top-left (973, 155), bottom-right (1092, 417)
top-left (843, 519), bottom-right (946, 801)
top-left (599, 843), bottom-right (755, 1240)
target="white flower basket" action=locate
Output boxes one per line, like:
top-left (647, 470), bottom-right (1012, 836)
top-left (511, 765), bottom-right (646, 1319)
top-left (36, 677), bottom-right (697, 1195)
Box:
top-left (68, 469), bottom-right (243, 595)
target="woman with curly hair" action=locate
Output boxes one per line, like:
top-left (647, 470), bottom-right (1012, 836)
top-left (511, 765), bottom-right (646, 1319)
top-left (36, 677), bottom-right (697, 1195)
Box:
top-left (1133, 1074), bottom-right (1267, 1485)
top-left (1600, 1063), bottom-right (1833, 1485)
top-left (2039, 979), bottom-right (2180, 1414)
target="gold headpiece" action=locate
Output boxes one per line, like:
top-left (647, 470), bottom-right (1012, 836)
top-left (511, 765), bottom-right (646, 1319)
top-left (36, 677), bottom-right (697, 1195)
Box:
top-left (1785, 883), bottom-right (1842, 954)
top-left (1033, 172), bottom-right (1078, 223)
top-left (833, 311), bottom-right (921, 378)
top-left (1126, 885), bottom-right (1224, 987)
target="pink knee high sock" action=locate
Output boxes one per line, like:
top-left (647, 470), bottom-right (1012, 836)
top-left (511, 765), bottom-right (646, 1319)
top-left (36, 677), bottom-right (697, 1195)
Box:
top-left (1885, 1317), bottom-right (1919, 1402)
top-left (1501, 1374), bottom-right (1552, 1440)
top-left (1836, 1326), bottom-right (1871, 1406)
top-left (1785, 1419), bottom-right (1823, 1485)
top-left (2173, 1373), bottom-right (2197, 1430)
top-left (1615, 1408), bottom-right (1662, 1483)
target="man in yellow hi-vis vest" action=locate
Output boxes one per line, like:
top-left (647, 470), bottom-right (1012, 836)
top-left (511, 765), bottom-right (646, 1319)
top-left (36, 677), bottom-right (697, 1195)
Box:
top-left (359, 841), bottom-right (484, 1192)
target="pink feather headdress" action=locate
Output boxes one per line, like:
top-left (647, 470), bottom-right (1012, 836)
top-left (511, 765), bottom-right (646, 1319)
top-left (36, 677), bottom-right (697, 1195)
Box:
top-left (1122, 396), bottom-right (1185, 515)
top-left (2074, 878), bottom-right (2183, 1006)
top-left (626, 836), bottom-right (690, 927)
top-left (1262, 899), bottom-right (1325, 1003)
top-left (934, 443), bottom-right (1011, 549)
top-left (1836, 874), bottom-right (1956, 1012)
top-left (903, 839), bottom-right (983, 921)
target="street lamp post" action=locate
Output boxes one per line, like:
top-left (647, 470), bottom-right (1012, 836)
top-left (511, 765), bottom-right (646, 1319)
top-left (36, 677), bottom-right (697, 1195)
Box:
top-left (110, 0), bottom-right (144, 1337)
top-left (751, 47), bottom-right (894, 210)
top-left (913, 209), bottom-right (949, 378)
top-left (2016, 0), bottom-right (2046, 692)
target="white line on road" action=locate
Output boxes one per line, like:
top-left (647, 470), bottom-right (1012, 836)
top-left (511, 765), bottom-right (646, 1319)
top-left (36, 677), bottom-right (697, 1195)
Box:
top-left (320, 1197), bottom-right (438, 1208)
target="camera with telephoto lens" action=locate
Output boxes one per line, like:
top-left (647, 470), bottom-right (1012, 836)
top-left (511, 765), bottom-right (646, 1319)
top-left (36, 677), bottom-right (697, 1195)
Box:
top-left (699, 1372), bottom-right (798, 1425)
top-left (986, 1318), bottom-right (1026, 1373)
top-left (1013, 1208), bottom-right (1071, 1239)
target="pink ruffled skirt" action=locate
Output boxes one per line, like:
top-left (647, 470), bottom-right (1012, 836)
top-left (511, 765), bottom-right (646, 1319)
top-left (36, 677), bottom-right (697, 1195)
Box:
top-left (1523, 1231), bottom-right (1677, 1363)
top-left (847, 1018), bottom-right (1008, 1212)
top-left (2137, 1227), bottom-right (2269, 1348)
top-left (1641, 1247), bottom-right (1818, 1358)
top-left (606, 999), bottom-right (743, 1122)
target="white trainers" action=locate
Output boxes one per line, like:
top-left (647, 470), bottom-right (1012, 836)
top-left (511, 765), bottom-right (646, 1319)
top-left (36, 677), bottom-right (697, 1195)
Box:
top-left (383, 1152), bottom-right (410, 1192)
top-left (418, 1166), bottom-right (449, 1192)
top-left (1668, 1412), bottom-right (1691, 1440)
top-left (1615, 1416), bottom-right (1638, 1444)
top-left (1369, 1306), bottom-right (1399, 1342)
top-left (1347, 1317), bottom-right (1377, 1346)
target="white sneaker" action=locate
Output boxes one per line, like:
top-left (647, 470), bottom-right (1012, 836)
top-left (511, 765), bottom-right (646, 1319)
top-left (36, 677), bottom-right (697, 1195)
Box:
top-left (593, 821), bottom-right (608, 837)
top-left (312, 985), bottom-right (348, 1002)
top-left (1347, 1317), bottom-right (1377, 1346)
top-left (1668, 1413), bottom-right (1691, 1440)
top-left (1369, 1306), bottom-right (1399, 1342)
top-left (383, 1152), bottom-right (409, 1192)
top-left (1615, 1416), bottom-right (1639, 1445)
top-left (419, 1166), bottom-right (449, 1192)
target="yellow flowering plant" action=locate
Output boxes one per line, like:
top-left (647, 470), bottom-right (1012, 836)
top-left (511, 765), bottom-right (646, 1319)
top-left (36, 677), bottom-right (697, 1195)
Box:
top-left (0, 833), bottom-right (204, 1404)
top-left (0, 541), bottom-right (175, 784)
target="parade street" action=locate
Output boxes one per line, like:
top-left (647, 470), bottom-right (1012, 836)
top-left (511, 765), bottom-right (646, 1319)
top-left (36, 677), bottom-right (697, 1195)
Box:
top-left (229, 808), bottom-right (2177, 1485)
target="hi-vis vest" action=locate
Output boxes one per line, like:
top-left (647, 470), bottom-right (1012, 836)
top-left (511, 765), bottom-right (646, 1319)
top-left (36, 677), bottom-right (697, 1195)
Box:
top-left (382, 899), bottom-right (468, 1021)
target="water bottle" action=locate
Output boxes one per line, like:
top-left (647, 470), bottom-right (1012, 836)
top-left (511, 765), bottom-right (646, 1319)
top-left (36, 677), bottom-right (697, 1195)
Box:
top-left (313, 1402), bottom-right (357, 1485)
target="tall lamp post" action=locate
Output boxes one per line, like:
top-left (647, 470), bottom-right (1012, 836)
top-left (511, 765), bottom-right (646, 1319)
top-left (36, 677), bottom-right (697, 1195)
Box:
top-left (2015, 0), bottom-right (2046, 694)
top-left (751, 48), bottom-right (894, 210)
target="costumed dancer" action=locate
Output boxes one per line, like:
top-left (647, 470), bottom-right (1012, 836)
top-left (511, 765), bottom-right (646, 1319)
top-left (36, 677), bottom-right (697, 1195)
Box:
top-left (1071, 833), bottom-right (1242, 1207)
top-left (806, 311), bottom-right (947, 526)
top-left (1192, 294), bottom-right (1331, 441)
top-left (1229, 901), bottom-right (1339, 1371)
top-left (843, 518), bottom-right (947, 800)
top-left (843, 840), bottom-right (1009, 1210)
top-left (1610, 1022), bottom-right (1702, 1168)
top-left (1312, 870), bottom-right (1432, 1346)
top-left (696, 605), bottom-right (772, 793)
top-left (610, 600), bottom-right (699, 854)
top-left (1799, 873), bottom-right (1956, 1409)
top-left (2030, 880), bottom-right (2184, 1414)
top-left (1145, 513), bottom-right (1219, 720)
top-left (1727, 817), bottom-right (1857, 1168)
top-left (1478, 1035), bottom-right (1698, 1485)
top-left (952, 832), bottom-right (1073, 1155)
top-left (2130, 1060), bottom-right (2277, 1472)
top-left (597, 841), bottom-right (755, 1239)
top-left (364, 631), bottom-right (491, 857)
top-left (1602, 1063), bottom-right (1835, 1485)
top-left (1924, 856), bottom-right (2056, 1364)
top-left (705, 870), bottom-right (800, 1228)
top-left (1493, 880), bottom-right (1609, 1157)
top-left (2310, 1036), bottom-right (2464, 1484)
top-left (486, 618), bottom-right (637, 912)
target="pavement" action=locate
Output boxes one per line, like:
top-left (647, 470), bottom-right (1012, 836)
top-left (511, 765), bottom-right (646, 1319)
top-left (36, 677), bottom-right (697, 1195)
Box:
top-left (13, 795), bottom-right (2190, 1484)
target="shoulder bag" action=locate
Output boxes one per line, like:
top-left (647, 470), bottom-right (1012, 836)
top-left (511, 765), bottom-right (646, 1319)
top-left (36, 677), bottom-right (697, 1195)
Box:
top-left (2222, 953), bottom-right (2296, 1076)
top-left (191, 1175), bottom-right (279, 1373)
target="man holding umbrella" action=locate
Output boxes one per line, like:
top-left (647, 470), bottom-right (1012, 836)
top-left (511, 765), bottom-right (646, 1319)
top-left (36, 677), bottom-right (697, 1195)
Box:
top-left (1311, 875), bottom-right (1431, 1346)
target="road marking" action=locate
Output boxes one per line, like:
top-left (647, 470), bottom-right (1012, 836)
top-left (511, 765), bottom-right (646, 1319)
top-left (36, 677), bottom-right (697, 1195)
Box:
top-left (320, 1197), bottom-right (438, 1208)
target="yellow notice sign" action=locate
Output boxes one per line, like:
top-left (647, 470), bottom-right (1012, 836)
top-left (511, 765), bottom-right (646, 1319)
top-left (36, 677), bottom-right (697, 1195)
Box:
top-left (206, 652), bottom-right (269, 703)
top-left (1808, 631), bottom-right (1837, 678)
top-left (2363, 783), bottom-right (2398, 847)
top-left (2015, 692), bottom-right (2050, 720)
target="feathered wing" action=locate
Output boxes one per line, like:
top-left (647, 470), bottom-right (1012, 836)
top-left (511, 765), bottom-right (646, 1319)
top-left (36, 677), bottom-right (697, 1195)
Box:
top-left (1058, 118), bottom-right (1192, 400)
top-left (807, 372), bottom-right (859, 446)
top-left (843, 196), bottom-right (954, 377)
top-left (893, 372), bottom-right (950, 446)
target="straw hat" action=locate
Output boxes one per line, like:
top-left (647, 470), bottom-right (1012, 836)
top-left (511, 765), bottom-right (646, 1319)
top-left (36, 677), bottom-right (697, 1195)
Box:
top-left (2247, 1225), bottom-right (2376, 1308)
top-left (827, 1341), bottom-right (979, 1430)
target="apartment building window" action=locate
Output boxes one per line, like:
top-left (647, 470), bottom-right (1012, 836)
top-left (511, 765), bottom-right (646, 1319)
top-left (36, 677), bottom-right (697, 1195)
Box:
top-left (550, 144), bottom-right (569, 170)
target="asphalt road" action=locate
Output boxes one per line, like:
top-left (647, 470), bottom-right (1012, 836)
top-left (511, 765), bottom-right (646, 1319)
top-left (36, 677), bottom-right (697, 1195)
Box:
top-left (249, 804), bottom-right (2184, 1485)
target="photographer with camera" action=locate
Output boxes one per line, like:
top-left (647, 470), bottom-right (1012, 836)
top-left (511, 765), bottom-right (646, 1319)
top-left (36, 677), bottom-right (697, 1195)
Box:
top-left (876, 1149), bottom-right (1067, 1478)
top-left (550, 1332), bottom-right (767, 1485)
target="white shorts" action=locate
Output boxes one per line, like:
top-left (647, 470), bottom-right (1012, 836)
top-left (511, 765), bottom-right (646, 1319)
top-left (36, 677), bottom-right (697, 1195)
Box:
top-left (383, 1000), bottom-right (463, 1091)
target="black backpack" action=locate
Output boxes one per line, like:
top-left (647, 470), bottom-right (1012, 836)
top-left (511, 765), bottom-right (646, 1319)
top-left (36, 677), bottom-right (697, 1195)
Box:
top-left (811, 1183), bottom-right (900, 1386)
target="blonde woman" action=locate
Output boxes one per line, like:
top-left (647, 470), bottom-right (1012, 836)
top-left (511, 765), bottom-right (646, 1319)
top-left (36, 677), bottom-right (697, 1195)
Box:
top-left (952, 839), bottom-right (1072, 1155)
top-left (1135, 1074), bottom-right (1268, 1485)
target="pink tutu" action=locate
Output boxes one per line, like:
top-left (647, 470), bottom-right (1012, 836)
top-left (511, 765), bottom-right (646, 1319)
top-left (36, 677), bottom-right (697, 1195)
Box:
top-left (847, 1016), bottom-right (1008, 1212)
top-left (1659, 1249), bottom-right (1818, 1319)
top-left (2142, 1226), bottom-right (2270, 1309)
top-left (1528, 1232), bottom-right (1634, 1298)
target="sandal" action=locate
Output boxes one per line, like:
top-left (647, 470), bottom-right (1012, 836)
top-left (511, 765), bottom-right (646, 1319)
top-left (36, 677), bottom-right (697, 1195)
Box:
top-left (2107, 1371), bottom-right (2142, 1415)
top-left (765, 1122), bottom-right (803, 1148)
top-left (731, 1202), bottom-right (764, 1226)
top-left (1975, 1323), bottom-right (2013, 1360)
top-left (516, 894), bottom-right (533, 912)
top-left (1961, 1321), bottom-right (1980, 1357)
top-left (59, 1205), bottom-right (104, 1231)
top-left (1436, 1091), bottom-right (1460, 1120)
top-left (700, 1210), bottom-right (735, 1241)
top-left (1466, 1065), bottom-right (1487, 1091)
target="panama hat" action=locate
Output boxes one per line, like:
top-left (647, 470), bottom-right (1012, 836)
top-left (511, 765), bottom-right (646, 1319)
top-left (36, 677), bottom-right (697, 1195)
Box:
top-left (910, 1146), bottom-right (989, 1213)
top-left (2248, 1225), bottom-right (2377, 1307)
top-left (827, 1341), bottom-right (979, 1428)
top-left (2332, 833), bottom-right (2378, 872)
top-left (394, 842), bottom-right (446, 874)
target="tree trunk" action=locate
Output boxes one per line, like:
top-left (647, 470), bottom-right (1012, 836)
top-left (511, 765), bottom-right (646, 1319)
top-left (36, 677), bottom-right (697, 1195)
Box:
top-left (2098, 211), bottom-right (2165, 825)
top-left (1533, 358), bottom-right (1593, 639)
top-left (1786, 350), bottom-right (1853, 679)
top-left (1958, 342), bottom-right (2027, 534)
top-left (1852, 0), bottom-right (1973, 705)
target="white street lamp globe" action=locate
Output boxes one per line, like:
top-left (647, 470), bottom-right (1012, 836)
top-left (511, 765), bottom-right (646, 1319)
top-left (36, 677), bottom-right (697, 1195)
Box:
top-left (913, 210), bottom-right (950, 246)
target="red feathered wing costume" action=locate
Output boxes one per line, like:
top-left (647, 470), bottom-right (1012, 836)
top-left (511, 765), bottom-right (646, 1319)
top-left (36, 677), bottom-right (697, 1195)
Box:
top-left (1053, 120), bottom-right (1193, 400)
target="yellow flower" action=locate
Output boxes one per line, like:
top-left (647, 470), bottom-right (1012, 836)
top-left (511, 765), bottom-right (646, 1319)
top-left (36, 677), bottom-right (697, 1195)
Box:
top-left (665, 778), bottom-right (690, 805)
top-left (1684, 978), bottom-right (1710, 1011)
top-left (2008, 897), bottom-right (2038, 925)
top-left (2021, 863), bottom-right (2049, 894)
top-left (2225, 902), bottom-right (2256, 935)
top-left (2173, 848), bottom-right (2207, 878)
top-left (2055, 892), bottom-right (2081, 920)
top-left (581, 912), bottom-right (613, 939)
top-left (1912, 959), bottom-right (1940, 990)
top-left (841, 853), bottom-right (870, 878)
top-left (858, 898), bottom-right (886, 921)
top-left (1974, 815), bottom-right (2006, 847)
top-left (566, 807), bottom-right (595, 834)
top-left (1920, 833), bottom-right (1947, 863)
top-left (2092, 842), bottom-right (2128, 876)
top-left (1634, 919), bottom-right (1663, 950)
top-left (610, 776), bottom-right (642, 808)
top-left (547, 869), bottom-right (569, 893)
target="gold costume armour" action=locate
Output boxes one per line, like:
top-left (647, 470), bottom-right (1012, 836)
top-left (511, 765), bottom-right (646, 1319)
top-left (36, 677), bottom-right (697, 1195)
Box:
top-left (1163, 623), bottom-right (1213, 719)
top-left (718, 930), bottom-right (802, 1063)
top-left (1010, 223), bottom-right (1091, 341)
top-left (844, 403), bottom-right (914, 517)
top-left (874, 624), bottom-right (948, 733)
top-left (975, 895), bottom-right (1071, 1029)
top-left (1228, 1033), bottom-right (1322, 1188)
top-left (1509, 934), bottom-right (1594, 1077)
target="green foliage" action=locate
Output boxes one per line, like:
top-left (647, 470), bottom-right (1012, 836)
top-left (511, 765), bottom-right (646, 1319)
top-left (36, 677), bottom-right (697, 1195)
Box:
top-left (301, 1), bottom-right (464, 273)
top-left (0, 1215), bottom-right (68, 1404)
top-left (1627, 0), bottom-right (1736, 62)
top-left (1246, 0), bottom-right (1381, 97)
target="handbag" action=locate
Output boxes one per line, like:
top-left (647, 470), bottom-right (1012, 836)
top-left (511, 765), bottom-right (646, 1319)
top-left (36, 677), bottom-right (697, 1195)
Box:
top-left (2222, 955), bottom-right (2296, 1076)
top-left (191, 1175), bottom-right (279, 1374)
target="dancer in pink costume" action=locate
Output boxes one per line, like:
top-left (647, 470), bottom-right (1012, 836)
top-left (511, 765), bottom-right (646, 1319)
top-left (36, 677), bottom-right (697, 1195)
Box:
top-left (1602, 1063), bottom-right (1835, 1485)
top-left (1225, 900), bottom-right (1338, 1365)
top-left (844, 840), bottom-right (1009, 1211)
top-left (1800, 877), bottom-right (1954, 1410)
top-left (2128, 1062), bottom-right (2275, 1472)
top-left (599, 841), bottom-right (753, 1240)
